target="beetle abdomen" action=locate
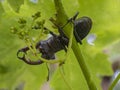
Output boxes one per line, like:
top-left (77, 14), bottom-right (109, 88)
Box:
top-left (74, 17), bottom-right (92, 43)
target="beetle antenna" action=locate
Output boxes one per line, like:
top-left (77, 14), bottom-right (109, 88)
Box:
top-left (43, 27), bottom-right (57, 37)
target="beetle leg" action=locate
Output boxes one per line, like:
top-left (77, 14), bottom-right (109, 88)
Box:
top-left (72, 12), bottom-right (79, 21)
top-left (49, 17), bottom-right (59, 28)
top-left (49, 17), bottom-right (68, 39)
top-left (74, 29), bottom-right (82, 44)
top-left (61, 12), bottom-right (79, 29)
top-left (49, 12), bottom-right (79, 38)
top-left (43, 27), bottom-right (57, 37)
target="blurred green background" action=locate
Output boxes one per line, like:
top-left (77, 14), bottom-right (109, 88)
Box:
top-left (0, 0), bottom-right (120, 90)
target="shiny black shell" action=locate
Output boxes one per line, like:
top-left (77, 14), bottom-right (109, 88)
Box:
top-left (73, 17), bottom-right (92, 44)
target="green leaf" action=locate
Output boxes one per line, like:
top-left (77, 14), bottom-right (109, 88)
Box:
top-left (0, 2), bottom-right (5, 19)
top-left (0, 0), bottom-right (120, 90)
top-left (7, 0), bottom-right (24, 13)
top-left (51, 51), bottom-right (89, 90)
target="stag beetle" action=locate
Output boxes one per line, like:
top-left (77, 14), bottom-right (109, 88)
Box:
top-left (17, 12), bottom-right (92, 65)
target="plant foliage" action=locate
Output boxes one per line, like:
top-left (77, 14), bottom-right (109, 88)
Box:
top-left (0, 0), bottom-right (120, 90)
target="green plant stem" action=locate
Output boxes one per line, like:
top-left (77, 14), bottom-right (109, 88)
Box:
top-left (24, 38), bottom-right (35, 54)
top-left (54, 0), bottom-right (96, 89)
top-left (109, 73), bottom-right (120, 90)
top-left (59, 66), bottom-right (72, 90)
top-left (72, 39), bottom-right (96, 90)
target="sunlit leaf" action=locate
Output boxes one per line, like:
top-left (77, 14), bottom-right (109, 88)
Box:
top-left (7, 0), bottom-right (24, 12)
top-left (0, 0), bottom-right (120, 90)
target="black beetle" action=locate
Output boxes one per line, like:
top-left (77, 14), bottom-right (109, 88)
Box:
top-left (16, 12), bottom-right (92, 81)
top-left (73, 16), bottom-right (92, 44)
top-left (17, 26), bottom-right (69, 65)
top-left (17, 12), bottom-right (92, 65)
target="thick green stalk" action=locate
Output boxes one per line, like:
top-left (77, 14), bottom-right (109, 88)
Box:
top-left (109, 73), bottom-right (120, 90)
top-left (72, 38), bottom-right (96, 90)
top-left (54, 0), bottom-right (96, 89)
